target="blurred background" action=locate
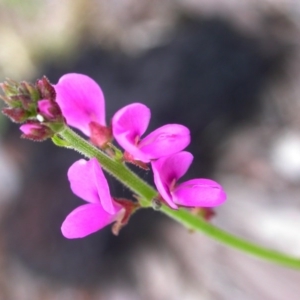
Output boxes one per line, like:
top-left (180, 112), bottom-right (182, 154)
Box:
top-left (0, 0), bottom-right (300, 299)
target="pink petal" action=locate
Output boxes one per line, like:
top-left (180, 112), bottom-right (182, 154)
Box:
top-left (61, 203), bottom-right (124, 239)
top-left (173, 179), bottom-right (226, 207)
top-left (92, 158), bottom-right (121, 214)
top-left (37, 99), bottom-right (54, 119)
top-left (156, 152), bottom-right (193, 182)
top-left (151, 160), bottom-right (177, 210)
top-left (151, 152), bottom-right (193, 209)
top-left (68, 158), bottom-right (119, 214)
top-left (67, 159), bottom-right (101, 204)
top-left (112, 103), bottom-right (151, 161)
top-left (54, 73), bottom-right (106, 136)
top-left (139, 124), bottom-right (190, 161)
top-left (20, 121), bottom-right (53, 141)
top-left (20, 122), bottom-right (42, 134)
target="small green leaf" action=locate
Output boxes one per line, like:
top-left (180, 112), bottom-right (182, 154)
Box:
top-left (51, 135), bottom-right (70, 147)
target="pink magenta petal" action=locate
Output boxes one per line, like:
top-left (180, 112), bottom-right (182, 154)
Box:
top-left (173, 179), bottom-right (226, 207)
top-left (37, 99), bottom-right (54, 119)
top-left (92, 158), bottom-right (121, 214)
top-left (112, 103), bottom-right (151, 138)
top-left (61, 203), bottom-right (124, 239)
top-left (151, 159), bottom-right (177, 209)
top-left (20, 123), bottom-right (42, 134)
top-left (156, 152), bottom-right (193, 182)
top-left (68, 159), bottom-right (101, 204)
top-left (139, 124), bottom-right (190, 160)
top-left (54, 73), bottom-right (106, 136)
top-left (112, 103), bottom-right (151, 161)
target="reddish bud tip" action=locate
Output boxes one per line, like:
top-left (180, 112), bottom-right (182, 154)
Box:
top-left (10, 94), bottom-right (31, 110)
top-left (2, 107), bottom-right (28, 123)
top-left (20, 121), bottom-right (54, 141)
top-left (0, 80), bottom-right (18, 97)
top-left (36, 76), bottom-right (56, 101)
top-left (20, 81), bottom-right (40, 102)
top-left (37, 99), bottom-right (63, 122)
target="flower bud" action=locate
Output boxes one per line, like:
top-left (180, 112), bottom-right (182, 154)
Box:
top-left (2, 107), bottom-right (28, 123)
top-left (36, 76), bottom-right (56, 102)
top-left (20, 121), bottom-right (54, 141)
top-left (1, 76), bottom-right (65, 135)
top-left (0, 81), bottom-right (20, 106)
top-left (37, 99), bottom-right (63, 122)
top-left (10, 94), bottom-right (32, 110)
top-left (20, 81), bottom-right (40, 102)
top-left (0, 79), bottom-right (18, 97)
top-left (0, 79), bottom-right (40, 111)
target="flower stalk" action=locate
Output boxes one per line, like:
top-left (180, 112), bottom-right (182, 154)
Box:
top-left (60, 125), bottom-right (300, 269)
top-left (2, 73), bottom-right (300, 269)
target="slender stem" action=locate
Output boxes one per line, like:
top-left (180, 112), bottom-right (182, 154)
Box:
top-left (59, 126), bottom-right (300, 269)
top-left (161, 206), bottom-right (300, 269)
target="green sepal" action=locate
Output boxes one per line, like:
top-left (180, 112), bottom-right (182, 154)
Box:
top-left (51, 134), bottom-right (71, 147)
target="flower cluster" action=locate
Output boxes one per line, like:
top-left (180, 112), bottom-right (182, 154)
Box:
top-left (1, 73), bottom-right (226, 239)
top-left (0, 77), bottom-right (64, 141)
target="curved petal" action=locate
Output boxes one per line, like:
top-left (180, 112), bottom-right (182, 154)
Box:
top-left (112, 103), bottom-right (151, 161)
top-left (92, 158), bottom-right (120, 214)
top-left (151, 159), bottom-right (177, 209)
top-left (112, 103), bottom-right (150, 138)
top-left (61, 203), bottom-right (124, 239)
top-left (20, 122), bottom-right (42, 134)
top-left (158, 152), bottom-right (194, 182)
top-left (113, 131), bottom-right (149, 162)
top-left (67, 159), bottom-right (100, 204)
top-left (54, 73), bottom-right (106, 136)
top-left (173, 179), bottom-right (226, 207)
top-left (37, 99), bottom-right (54, 119)
top-left (139, 124), bottom-right (190, 160)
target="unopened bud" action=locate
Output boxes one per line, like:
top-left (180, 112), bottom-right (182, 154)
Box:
top-left (37, 99), bottom-right (63, 122)
top-left (36, 76), bottom-right (56, 101)
top-left (10, 94), bottom-right (32, 110)
top-left (20, 81), bottom-right (40, 102)
top-left (1, 79), bottom-right (39, 111)
top-left (2, 107), bottom-right (28, 123)
top-left (20, 121), bottom-right (54, 141)
top-left (0, 80), bottom-right (18, 97)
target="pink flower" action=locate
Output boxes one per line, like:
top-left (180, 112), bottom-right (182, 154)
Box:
top-left (112, 103), bottom-right (191, 162)
top-left (61, 158), bottom-right (125, 239)
top-left (151, 151), bottom-right (226, 209)
top-left (54, 73), bottom-right (106, 136)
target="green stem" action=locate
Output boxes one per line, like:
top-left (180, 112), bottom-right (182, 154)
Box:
top-left (59, 126), bottom-right (300, 269)
top-left (162, 206), bottom-right (300, 269)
